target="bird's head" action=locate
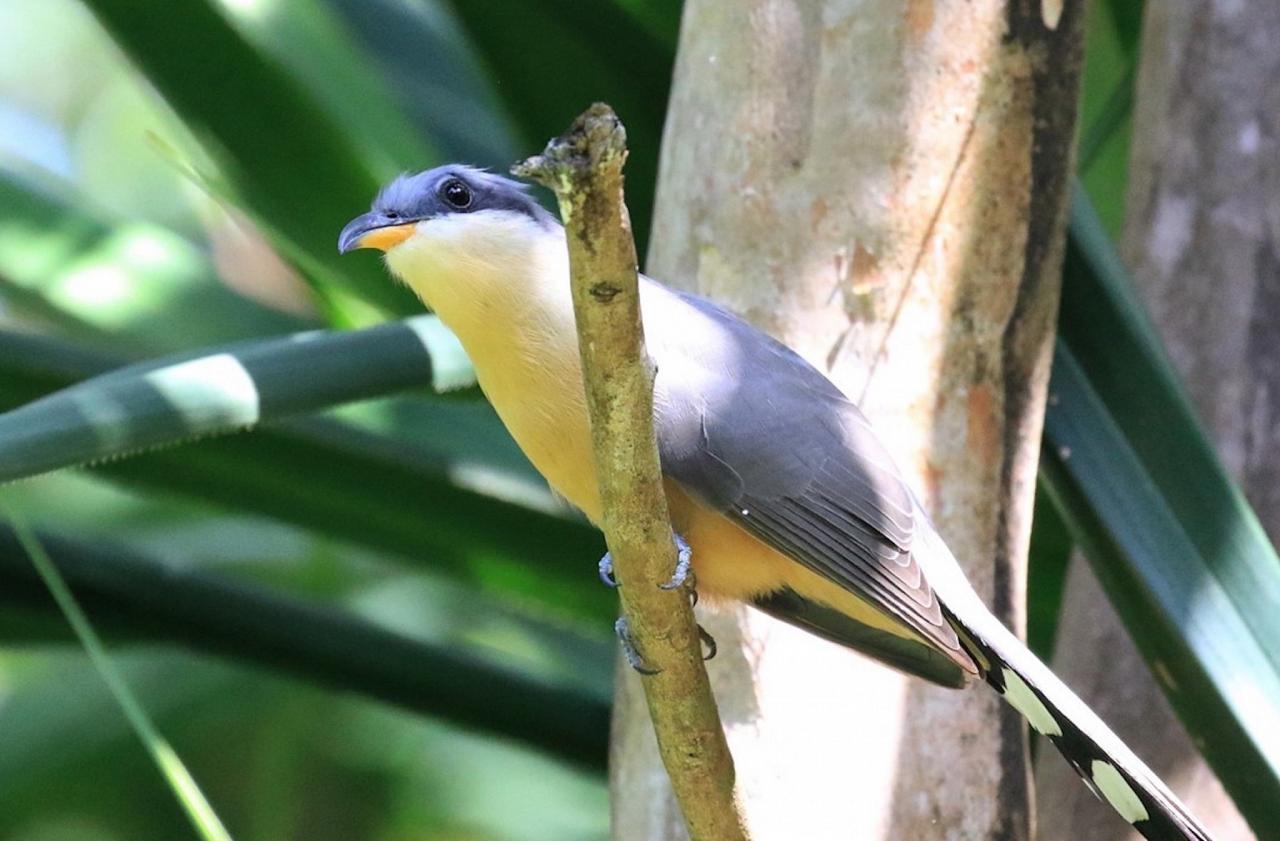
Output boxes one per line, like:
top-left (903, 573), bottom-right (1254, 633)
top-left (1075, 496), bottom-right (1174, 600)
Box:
top-left (339, 165), bottom-right (563, 323)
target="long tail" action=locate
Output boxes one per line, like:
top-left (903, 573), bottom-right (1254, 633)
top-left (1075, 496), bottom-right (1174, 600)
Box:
top-left (916, 525), bottom-right (1213, 840)
top-left (946, 602), bottom-right (1212, 840)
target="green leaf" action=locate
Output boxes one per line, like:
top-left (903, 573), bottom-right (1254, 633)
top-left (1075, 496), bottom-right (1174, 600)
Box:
top-left (0, 317), bottom-right (464, 482)
top-left (1076, 64), bottom-right (1133, 175)
top-left (1027, 480), bottom-right (1071, 662)
top-left (1076, 0), bottom-right (1138, 234)
top-left (0, 330), bottom-right (118, 402)
top-left (79, 0), bottom-right (421, 320)
top-left (0, 170), bottom-right (306, 352)
top-left (1106, 0), bottom-right (1145, 59)
top-left (1064, 189), bottom-right (1280, 655)
top-left (6, 513), bottom-right (233, 841)
top-left (608, 0), bottom-right (683, 47)
top-left (0, 524), bottom-right (610, 769)
top-left (0, 329), bottom-right (609, 622)
top-left (445, 0), bottom-right (676, 251)
top-left (1045, 187), bottom-right (1280, 832)
top-left (214, 0), bottom-right (439, 179)
top-left (0, 649), bottom-right (243, 831)
top-left (330, 0), bottom-right (522, 166)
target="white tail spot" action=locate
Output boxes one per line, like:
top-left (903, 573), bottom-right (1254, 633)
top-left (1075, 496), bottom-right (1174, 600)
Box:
top-left (1000, 668), bottom-right (1062, 736)
top-left (1041, 0), bottom-right (1064, 29)
top-left (1090, 760), bottom-right (1150, 823)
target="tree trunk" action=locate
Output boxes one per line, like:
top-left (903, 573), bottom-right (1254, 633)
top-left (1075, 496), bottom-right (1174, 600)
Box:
top-left (1036, 2), bottom-right (1274, 838)
top-left (611, 2), bottom-right (1084, 838)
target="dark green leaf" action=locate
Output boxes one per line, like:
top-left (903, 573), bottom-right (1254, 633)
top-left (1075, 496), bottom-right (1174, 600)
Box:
top-left (330, 0), bottom-right (522, 166)
top-left (1027, 480), bottom-right (1071, 662)
top-left (1046, 188), bottom-right (1280, 832)
top-left (445, 0), bottom-right (675, 251)
top-left (1107, 0), bottom-right (1145, 59)
top-left (216, 0), bottom-right (440, 179)
top-left (1062, 188), bottom-right (1280, 657)
top-left (0, 525), bottom-right (610, 769)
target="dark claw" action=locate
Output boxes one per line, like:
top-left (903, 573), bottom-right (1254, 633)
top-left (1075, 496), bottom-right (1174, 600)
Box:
top-left (615, 617), bottom-right (659, 675)
top-left (598, 552), bottom-right (618, 588)
top-left (698, 624), bottom-right (717, 661)
top-left (658, 533), bottom-right (694, 591)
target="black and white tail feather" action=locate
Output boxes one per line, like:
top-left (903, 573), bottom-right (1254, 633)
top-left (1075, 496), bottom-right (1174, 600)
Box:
top-left (917, 519), bottom-right (1214, 841)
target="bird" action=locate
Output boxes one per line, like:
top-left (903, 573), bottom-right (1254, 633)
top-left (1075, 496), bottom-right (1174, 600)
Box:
top-left (339, 164), bottom-right (1214, 841)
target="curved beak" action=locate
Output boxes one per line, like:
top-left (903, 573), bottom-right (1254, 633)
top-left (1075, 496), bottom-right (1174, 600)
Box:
top-left (338, 212), bottom-right (418, 254)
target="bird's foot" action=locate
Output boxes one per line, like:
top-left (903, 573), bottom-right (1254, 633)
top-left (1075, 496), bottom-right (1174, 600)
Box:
top-left (614, 618), bottom-right (716, 673)
top-left (606, 533), bottom-right (710, 673)
top-left (660, 535), bottom-right (691, 586)
top-left (698, 623), bottom-right (717, 661)
top-left (598, 552), bottom-right (618, 588)
top-left (615, 617), bottom-right (659, 675)
top-left (658, 533), bottom-right (694, 593)
top-left (598, 533), bottom-right (696, 603)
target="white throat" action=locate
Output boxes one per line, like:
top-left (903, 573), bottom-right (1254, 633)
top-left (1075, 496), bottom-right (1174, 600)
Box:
top-left (385, 210), bottom-right (574, 347)
top-left (383, 209), bottom-right (601, 516)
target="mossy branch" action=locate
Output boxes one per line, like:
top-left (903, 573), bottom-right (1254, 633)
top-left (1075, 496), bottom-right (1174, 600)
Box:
top-left (514, 103), bottom-right (748, 841)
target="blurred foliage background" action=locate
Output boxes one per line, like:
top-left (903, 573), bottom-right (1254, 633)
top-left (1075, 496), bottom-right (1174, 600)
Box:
top-left (0, 1), bottom-right (1273, 839)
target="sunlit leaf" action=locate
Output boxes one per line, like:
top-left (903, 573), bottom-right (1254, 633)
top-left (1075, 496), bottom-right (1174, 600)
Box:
top-left (212, 0), bottom-right (439, 179)
top-left (0, 329), bottom-right (609, 622)
top-left (0, 170), bottom-right (305, 351)
top-left (0, 317), bottom-right (466, 482)
top-left (80, 0), bottom-right (421, 321)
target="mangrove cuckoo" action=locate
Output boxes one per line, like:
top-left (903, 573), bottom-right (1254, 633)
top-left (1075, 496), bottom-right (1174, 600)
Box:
top-left (339, 165), bottom-right (1212, 841)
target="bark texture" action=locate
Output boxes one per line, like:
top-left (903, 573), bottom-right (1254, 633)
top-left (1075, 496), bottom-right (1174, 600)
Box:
top-left (515, 106), bottom-right (748, 841)
top-left (1036, 2), bottom-right (1275, 838)
top-left (612, 3), bottom-right (1084, 839)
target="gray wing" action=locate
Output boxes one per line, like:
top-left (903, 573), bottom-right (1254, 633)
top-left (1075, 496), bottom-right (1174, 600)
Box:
top-left (644, 279), bottom-right (972, 671)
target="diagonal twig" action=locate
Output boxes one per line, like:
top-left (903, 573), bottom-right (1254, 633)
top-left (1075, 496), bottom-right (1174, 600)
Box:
top-left (515, 103), bottom-right (748, 841)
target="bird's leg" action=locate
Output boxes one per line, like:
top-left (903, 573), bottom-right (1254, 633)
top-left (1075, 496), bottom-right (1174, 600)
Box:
top-left (614, 617), bottom-right (659, 675)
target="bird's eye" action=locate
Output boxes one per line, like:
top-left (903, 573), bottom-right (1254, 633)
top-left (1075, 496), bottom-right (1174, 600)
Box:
top-left (385, 210), bottom-right (400, 220)
top-left (441, 178), bottom-right (473, 210)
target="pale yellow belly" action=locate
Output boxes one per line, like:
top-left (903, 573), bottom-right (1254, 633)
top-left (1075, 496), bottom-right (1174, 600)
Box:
top-left (474, 358), bottom-right (601, 519)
